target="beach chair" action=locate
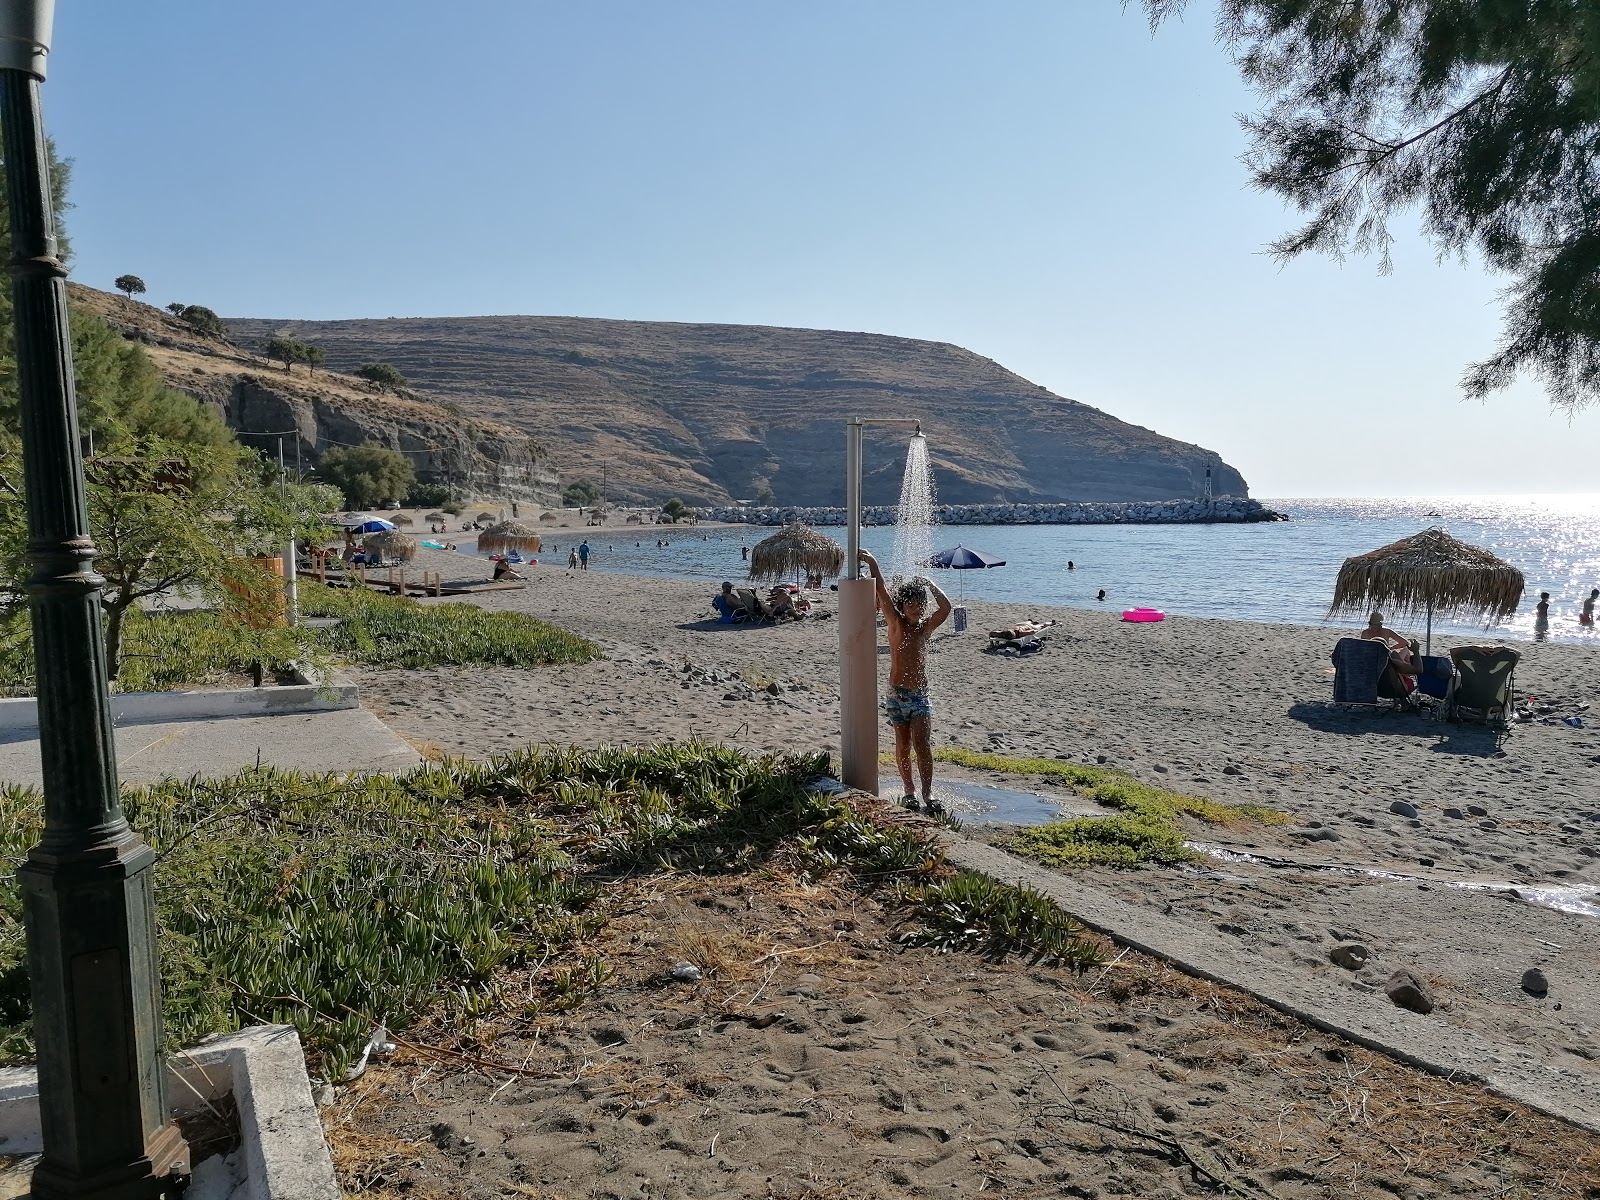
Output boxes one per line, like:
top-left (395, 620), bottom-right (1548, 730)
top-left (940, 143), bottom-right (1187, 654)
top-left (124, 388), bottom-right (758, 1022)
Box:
top-left (1330, 637), bottom-right (1391, 706)
top-left (1446, 646), bottom-right (1520, 727)
top-left (1415, 655), bottom-right (1455, 702)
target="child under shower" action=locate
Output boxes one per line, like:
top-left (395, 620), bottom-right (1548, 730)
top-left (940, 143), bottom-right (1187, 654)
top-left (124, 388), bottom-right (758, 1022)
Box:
top-left (858, 549), bottom-right (952, 812)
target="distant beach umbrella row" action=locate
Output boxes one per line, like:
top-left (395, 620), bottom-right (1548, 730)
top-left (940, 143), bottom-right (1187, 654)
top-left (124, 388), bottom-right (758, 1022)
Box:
top-left (747, 523), bottom-right (844, 583)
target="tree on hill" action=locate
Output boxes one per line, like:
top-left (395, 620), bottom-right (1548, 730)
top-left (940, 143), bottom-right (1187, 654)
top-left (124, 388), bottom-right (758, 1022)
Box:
top-left (661, 497), bottom-right (689, 523)
top-left (356, 362), bottom-right (406, 393)
top-left (64, 309), bottom-right (235, 452)
top-left (318, 445), bottom-right (415, 509)
top-left (265, 336), bottom-right (310, 373)
top-left (303, 344), bottom-right (325, 376)
top-left (1143, 0), bottom-right (1600, 412)
top-left (165, 302), bottom-right (186, 317)
top-left (177, 304), bottom-right (228, 340)
top-left (562, 477), bottom-right (603, 508)
top-left (113, 274), bottom-right (145, 301)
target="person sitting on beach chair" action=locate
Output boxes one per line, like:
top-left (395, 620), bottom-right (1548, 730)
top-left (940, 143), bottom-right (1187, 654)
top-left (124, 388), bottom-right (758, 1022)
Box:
top-left (712, 581), bottom-right (743, 622)
top-left (767, 587), bottom-right (805, 620)
top-left (1357, 612), bottom-right (1421, 700)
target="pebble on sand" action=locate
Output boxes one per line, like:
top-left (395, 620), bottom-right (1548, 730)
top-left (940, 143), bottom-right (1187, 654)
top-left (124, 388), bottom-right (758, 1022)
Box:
top-left (1383, 969), bottom-right (1435, 1015)
top-left (1521, 967), bottom-right (1549, 999)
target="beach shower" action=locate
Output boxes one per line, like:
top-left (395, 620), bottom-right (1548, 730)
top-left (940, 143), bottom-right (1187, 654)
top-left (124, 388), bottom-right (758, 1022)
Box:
top-left (839, 418), bottom-right (927, 795)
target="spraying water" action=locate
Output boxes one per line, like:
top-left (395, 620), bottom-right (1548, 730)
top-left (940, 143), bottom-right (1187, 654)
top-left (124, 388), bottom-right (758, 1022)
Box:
top-left (889, 432), bottom-right (937, 584)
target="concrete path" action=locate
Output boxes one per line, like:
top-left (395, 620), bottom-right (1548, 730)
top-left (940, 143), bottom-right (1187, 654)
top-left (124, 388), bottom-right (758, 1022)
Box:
top-left (0, 707), bottom-right (422, 790)
top-left (940, 831), bottom-right (1600, 1136)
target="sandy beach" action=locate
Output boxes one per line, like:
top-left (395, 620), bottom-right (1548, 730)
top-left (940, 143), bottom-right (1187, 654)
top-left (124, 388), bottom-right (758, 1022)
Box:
top-left (351, 548), bottom-right (1600, 1094)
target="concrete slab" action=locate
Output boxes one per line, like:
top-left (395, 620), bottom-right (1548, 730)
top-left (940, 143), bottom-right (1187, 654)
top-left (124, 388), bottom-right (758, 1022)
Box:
top-left (0, 706), bottom-right (422, 789)
top-left (938, 831), bottom-right (1600, 1135)
top-left (0, 1024), bottom-right (339, 1199)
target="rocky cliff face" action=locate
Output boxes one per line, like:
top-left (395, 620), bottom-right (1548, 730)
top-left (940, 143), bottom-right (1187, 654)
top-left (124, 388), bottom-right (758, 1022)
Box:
top-left (69, 286), bottom-right (558, 504)
top-left (220, 312), bottom-right (1250, 508)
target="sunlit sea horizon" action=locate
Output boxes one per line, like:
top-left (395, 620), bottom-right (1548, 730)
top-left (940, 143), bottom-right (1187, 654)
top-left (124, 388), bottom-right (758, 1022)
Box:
top-left (507, 494), bottom-right (1600, 645)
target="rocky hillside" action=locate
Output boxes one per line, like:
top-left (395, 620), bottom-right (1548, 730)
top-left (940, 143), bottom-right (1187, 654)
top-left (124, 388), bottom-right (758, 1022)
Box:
top-left (68, 286), bottom-right (557, 504)
top-left (221, 312), bottom-right (1248, 507)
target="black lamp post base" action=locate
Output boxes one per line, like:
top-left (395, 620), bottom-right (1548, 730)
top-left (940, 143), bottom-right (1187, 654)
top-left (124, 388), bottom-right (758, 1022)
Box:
top-left (28, 1121), bottom-right (189, 1200)
top-left (19, 836), bottom-right (186, 1200)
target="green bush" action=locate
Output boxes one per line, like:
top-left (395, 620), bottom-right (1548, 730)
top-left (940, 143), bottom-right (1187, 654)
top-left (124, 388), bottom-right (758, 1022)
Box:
top-left (405, 482), bottom-right (452, 508)
top-left (441, 500), bottom-right (464, 516)
top-left (300, 583), bottom-right (599, 670)
top-left (0, 607), bottom-right (310, 697)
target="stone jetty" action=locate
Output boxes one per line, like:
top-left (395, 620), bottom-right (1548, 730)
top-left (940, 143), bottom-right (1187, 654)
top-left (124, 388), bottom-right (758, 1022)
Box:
top-left (696, 496), bottom-right (1286, 527)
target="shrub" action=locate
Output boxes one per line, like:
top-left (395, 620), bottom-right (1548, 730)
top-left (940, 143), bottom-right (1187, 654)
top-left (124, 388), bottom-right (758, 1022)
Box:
top-left (405, 482), bottom-right (452, 508)
top-left (299, 583), bottom-right (600, 670)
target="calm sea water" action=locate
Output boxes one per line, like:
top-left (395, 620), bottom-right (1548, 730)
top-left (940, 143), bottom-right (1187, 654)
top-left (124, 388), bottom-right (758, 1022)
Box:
top-left (519, 495), bottom-right (1600, 645)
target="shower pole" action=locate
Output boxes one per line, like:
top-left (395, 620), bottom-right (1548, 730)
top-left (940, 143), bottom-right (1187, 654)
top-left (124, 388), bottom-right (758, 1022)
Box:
top-left (838, 417), bottom-right (923, 796)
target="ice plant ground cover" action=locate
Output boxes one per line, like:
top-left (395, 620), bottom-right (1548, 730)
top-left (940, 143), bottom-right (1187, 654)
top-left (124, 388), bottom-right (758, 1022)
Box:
top-left (0, 743), bottom-right (1101, 1079)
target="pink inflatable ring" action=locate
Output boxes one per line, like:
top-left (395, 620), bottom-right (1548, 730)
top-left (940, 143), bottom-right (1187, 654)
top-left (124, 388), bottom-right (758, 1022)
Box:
top-left (1121, 607), bottom-right (1165, 623)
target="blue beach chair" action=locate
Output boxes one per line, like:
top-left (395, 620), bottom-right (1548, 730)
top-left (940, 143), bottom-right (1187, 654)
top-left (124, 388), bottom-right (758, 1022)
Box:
top-left (1415, 655), bottom-right (1455, 702)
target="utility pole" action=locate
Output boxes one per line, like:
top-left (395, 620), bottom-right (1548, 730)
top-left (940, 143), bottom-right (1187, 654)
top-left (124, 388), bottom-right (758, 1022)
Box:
top-left (0, 3), bottom-right (190, 1194)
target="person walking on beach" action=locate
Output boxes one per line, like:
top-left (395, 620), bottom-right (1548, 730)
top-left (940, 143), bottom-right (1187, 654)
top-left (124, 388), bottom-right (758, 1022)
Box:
top-left (859, 549), bottom-right (951, 813)
top-left (1582, 588), bottom-right (1597, 626)
top-left (567, 547), bottom-right (579, 570)
top-left (578, 540), bottom-right (591, 571)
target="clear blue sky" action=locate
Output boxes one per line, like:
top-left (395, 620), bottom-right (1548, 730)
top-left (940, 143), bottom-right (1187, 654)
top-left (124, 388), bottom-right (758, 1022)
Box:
top-left (45, 1), bottom-right (1597, 497)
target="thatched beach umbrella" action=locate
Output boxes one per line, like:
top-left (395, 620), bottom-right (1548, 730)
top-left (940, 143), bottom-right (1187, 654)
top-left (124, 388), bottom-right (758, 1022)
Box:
top-left (476, 511), bottom-right (496, 524)
top-left (424, 511), bottom-right (447, 523)
top-left (363, 528), bottom-right (417, 563)
top-left (538, 512), bottom-right (558, 525)
top-left (392, 513), bottom-right (414, 527)
top-left (747, 523), bottom-right (845, 584)
top-left (1329, 527), bottom-right (1524, 654)
top-left (478, 520), bottom-right (543, 556)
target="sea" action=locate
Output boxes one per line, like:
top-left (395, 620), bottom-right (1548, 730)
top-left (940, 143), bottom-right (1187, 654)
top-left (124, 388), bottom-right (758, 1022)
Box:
top-left (511, 495), bottom-right (1600, 645)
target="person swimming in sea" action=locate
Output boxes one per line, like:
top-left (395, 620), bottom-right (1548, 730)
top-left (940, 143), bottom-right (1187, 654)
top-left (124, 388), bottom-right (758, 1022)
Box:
top-left (859, 549), bottom-right (951, 813)
top-left (1096, 589), bottom-right (1106, 602)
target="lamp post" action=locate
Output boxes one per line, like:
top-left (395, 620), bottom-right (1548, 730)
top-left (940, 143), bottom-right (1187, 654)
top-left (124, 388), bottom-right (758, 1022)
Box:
top-left (0, 3), bottom-right (189, 1196)
top-left (837, 417), bottom-right (921, 796)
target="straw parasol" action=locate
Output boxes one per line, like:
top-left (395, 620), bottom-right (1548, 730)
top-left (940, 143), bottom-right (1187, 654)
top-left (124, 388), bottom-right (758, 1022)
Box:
top-left (1329, 527), bottom-right (1524, 654)
top-left (392, 513), bottom-right (414, 527)
top-left (477, 520), bottom-right (543, 556)
top-left (362, 528), bottom-right (417, 563)
top-left (424, 511), bottom-right (447, 523)
top-left (747, 523), bottom-right (845, 584)
top-left (538, 512), bottom-right (558, 525)
top-left (475, 512), bottom-right (495, 524)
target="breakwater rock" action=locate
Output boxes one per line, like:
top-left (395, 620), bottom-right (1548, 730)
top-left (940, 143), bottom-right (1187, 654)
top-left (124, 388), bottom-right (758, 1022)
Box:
top-left (697, 497), bottom-right (1286, 527)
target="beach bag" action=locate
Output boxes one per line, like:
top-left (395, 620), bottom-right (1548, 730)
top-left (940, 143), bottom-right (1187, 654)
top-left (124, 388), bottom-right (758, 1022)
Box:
top-left (953, 605), bottom-right (968, 633)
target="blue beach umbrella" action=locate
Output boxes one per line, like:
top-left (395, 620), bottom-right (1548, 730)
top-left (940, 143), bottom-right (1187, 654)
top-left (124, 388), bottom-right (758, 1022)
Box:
top-left (345, 516), bottom-right (397, 534)
top-left (928, 544), bottom-right (1006, 601)
top-left (929, 545), bottom-right (1006, 571)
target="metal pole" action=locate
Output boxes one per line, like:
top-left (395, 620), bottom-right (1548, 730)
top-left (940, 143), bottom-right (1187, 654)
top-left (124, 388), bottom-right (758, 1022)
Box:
top-left (0, 5), bottom-right (190, 1193)
top-left (838, 419), bottom-right (878, 794)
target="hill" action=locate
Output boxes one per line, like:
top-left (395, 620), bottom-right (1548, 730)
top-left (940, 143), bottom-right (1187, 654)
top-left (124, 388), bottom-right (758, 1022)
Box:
top-left (221, 312), bottom-right (1248, 507)
top-left (68, 287), bottom-right (557, 503)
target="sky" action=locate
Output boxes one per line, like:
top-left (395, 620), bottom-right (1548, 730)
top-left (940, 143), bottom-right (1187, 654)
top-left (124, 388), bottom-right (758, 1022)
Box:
top-left (42, 1), bottom-right (1599, 498)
